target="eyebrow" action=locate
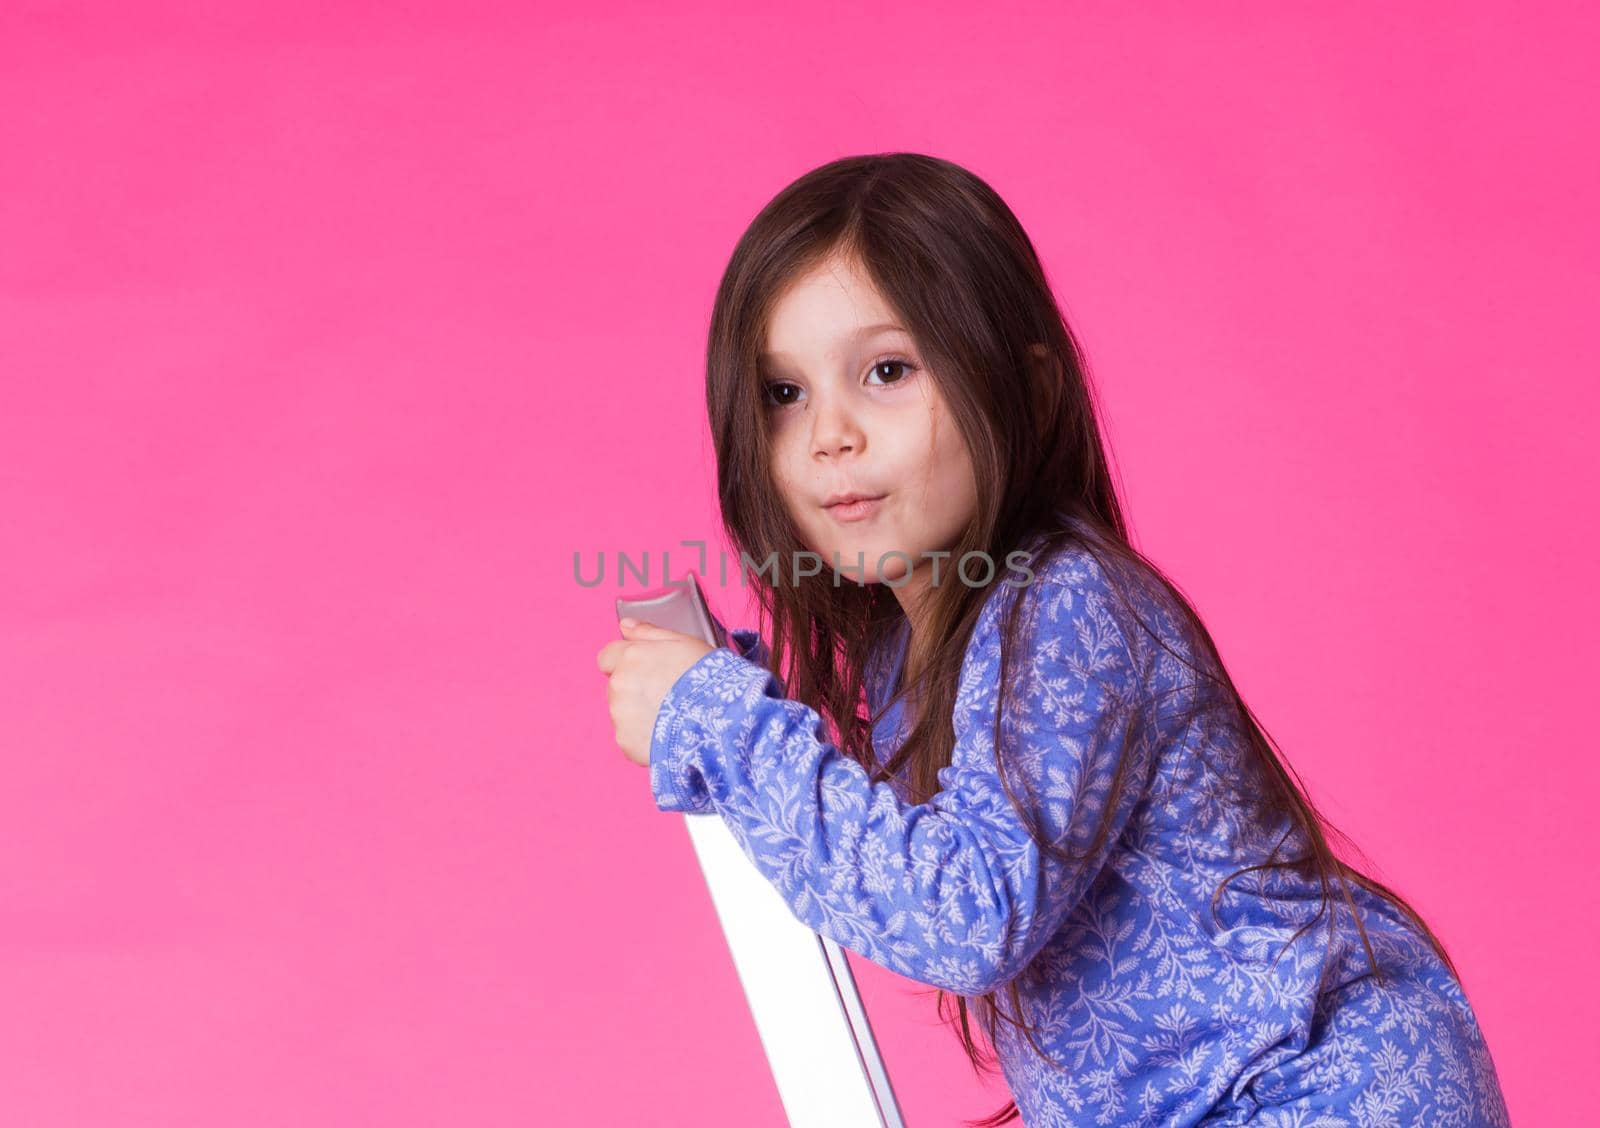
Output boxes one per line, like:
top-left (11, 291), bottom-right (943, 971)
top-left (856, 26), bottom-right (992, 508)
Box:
top-left (761, 323), bottom-right (908, 363)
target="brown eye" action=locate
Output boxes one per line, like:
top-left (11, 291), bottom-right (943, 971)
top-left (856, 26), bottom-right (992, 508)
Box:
top-left (867, 357), bottom-right (917, 386)
top-left (765, 381), bottom-right (803, 407)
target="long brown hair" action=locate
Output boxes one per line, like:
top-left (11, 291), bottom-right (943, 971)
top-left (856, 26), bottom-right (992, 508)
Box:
top-left (700, 152), bottom-right (1458, 1127)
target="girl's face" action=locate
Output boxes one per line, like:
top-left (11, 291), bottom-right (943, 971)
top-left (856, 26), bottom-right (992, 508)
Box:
top-left (761, 253), bottom-right (979, 605)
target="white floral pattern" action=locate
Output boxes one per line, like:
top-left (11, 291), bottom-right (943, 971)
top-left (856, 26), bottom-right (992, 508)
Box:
top-left (648, 539), bottom-right (1510, 1125)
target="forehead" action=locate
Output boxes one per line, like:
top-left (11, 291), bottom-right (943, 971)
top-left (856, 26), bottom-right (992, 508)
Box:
top-left (762, 257), bottom-right (908, 363)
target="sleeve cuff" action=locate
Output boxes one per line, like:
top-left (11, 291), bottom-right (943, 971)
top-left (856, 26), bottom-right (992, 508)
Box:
top-left (648, 643), bottom-right (779, 815)
top-left (728, 626), bottom-right (769, 665)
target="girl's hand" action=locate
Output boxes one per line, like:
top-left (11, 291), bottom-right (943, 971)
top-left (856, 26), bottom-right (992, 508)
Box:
top-left (595, 618), bottom-right (715, 767)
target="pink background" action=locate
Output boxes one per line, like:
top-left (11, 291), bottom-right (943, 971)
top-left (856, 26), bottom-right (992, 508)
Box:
top-left (2, 2), bottom-right (1594, 1123)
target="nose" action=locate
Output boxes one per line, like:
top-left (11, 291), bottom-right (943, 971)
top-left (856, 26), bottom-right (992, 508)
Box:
top-left (810, 392), bottom-right (863, 460)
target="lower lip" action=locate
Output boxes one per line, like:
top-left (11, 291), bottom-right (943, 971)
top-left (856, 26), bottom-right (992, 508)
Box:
top-left (826, 496), bottom-right (885, 522)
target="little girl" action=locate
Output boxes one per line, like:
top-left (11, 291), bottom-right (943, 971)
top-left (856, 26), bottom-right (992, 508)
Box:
top-left (597, 153), bottom-right (1509, 1126)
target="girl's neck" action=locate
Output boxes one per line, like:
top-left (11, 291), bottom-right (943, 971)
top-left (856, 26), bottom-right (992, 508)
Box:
top-left (892, 617), bottom-right (927, 705)
top-left (888, 569), bottom-right (941, 709)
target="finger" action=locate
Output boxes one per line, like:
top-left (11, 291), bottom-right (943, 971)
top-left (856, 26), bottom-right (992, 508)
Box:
top-left (596, 639), bottom-right (628, 673)
top-left (620, 618), bottom-right (679, 639)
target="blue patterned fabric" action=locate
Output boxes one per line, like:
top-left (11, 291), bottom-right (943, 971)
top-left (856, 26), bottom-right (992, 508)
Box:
top-left (648, 536), bottom-right (1509, 1125)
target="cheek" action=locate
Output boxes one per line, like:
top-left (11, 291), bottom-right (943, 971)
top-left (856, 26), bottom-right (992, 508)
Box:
top-left (924, 427), bottom-right (978, 511)
top-left (944, 435), bottom-right (977, 490)
top-left (768, 441), bottom-right (811, 512)
top-left (910, 410), bottom-right (965, 482)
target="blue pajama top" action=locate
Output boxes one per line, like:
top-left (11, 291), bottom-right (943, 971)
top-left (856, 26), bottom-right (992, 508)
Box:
top-left (648, 534), bottom-right (1510, 1126)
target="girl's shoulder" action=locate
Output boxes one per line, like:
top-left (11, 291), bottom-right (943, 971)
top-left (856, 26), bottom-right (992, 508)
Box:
top-left (972, 530), bottom-right (1149, 654)
top-left (964, 536), bottom-right (1140, 676)
top-left (868, 525), bottom-right (1201, 712)
top-left (966, 528), bottom-right (1206, 711)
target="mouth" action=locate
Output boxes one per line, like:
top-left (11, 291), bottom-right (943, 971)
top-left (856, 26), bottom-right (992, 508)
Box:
top-left (822, 494), bottom-right (887, 522)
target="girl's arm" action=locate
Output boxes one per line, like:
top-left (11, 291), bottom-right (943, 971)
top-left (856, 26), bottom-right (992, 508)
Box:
top-left (650, 566), bottom-right (1156, 997)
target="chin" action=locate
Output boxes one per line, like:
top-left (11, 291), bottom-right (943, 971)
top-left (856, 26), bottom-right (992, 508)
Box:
top-left (819, 535), bottom-right (912, 585)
